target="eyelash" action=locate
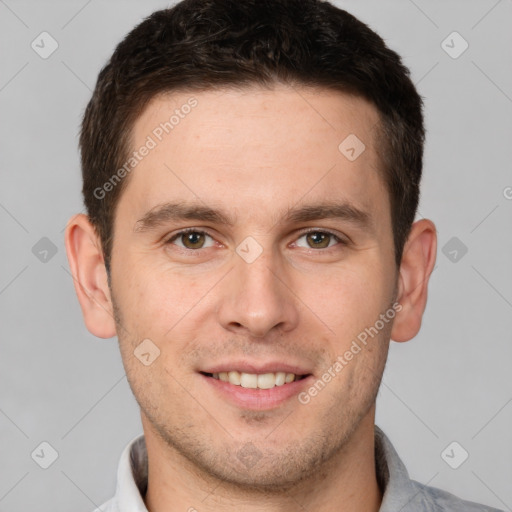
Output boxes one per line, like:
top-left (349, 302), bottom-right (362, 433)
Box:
top-left (165, 227), bottom-right (348, 252)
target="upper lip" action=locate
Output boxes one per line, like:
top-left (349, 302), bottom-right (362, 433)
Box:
top-left (200, 361), bottom-right (312, 376)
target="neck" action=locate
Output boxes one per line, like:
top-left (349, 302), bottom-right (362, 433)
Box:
top-left (143, 411), bottom-right (382, 512)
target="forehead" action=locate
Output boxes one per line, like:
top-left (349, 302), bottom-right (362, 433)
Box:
top-left (121, 85), bottom-right (388, 225)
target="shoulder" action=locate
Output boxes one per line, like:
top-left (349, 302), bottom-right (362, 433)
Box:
top-left (410, 479), bottom-right (504, 512)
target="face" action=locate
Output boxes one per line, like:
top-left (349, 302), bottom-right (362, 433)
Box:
top-left (109, 85), bottom-right (398, 490)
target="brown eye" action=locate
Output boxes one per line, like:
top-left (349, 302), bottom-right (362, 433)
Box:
top-left (295, 230), bottom-right (343, 250)
top-left (182, 231), bottom-right (205, 249)
top-left (306, 232), bottom-right (331, 248)
top-left (167, 230), bottom-right (214, 250)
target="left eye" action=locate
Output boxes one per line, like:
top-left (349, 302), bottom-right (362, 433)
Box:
top-left (167, 230), bottom-right (215, 250)
top-left (295, 230), bottom-right (342, 249)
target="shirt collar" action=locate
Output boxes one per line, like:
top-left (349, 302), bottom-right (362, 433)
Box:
top-left (374, 425), bottom-right (426, 511)
top-left (113, 434), bottom-right (148, 512)
top-left (109, 425), bottom-right (421, 511)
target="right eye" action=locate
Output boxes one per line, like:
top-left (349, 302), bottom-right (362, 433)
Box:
top-left (165, 229), bottom-right (216, 250)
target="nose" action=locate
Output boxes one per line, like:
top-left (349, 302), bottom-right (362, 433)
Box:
top-left (216, 246), bottom-right (300, 338)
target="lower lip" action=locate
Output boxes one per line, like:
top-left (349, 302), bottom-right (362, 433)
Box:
top-left (200, 373), bottom-right (314, 410)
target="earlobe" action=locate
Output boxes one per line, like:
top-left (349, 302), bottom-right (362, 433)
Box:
top-left (64, 214), bottom-right (117, 339)
top-left (391, 219), bottom-right (437, 343)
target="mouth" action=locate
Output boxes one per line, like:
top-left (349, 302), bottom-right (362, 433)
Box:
top-left (199, 369), bottom-right (314, 410)
top-left (200, 371), bottom-right (311, 390)
top-left (198, 361), bottom-right (314, 410)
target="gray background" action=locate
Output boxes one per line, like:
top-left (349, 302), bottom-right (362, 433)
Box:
top-left (1, 0), bottom-right (511, 511)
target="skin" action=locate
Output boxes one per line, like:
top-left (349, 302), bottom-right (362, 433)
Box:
top-left (65, 85), bottom-right (436, 512)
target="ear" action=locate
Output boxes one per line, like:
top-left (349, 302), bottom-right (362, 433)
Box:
top-left (64, 214), bottom-right (117, 339)
top-left (391, 219), bottom-right (437, 342)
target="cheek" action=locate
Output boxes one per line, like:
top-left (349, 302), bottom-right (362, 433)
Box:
top-left (114, 261), bottom-right (210, 342)
top-left (299, 260), bottom-right (391, 339)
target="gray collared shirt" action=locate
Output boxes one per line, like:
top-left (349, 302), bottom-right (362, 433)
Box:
top-left (93, 425), bottom-right (503, 511)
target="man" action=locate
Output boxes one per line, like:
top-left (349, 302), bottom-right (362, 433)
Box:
top-left (64, 0), bottom-right (501, 511)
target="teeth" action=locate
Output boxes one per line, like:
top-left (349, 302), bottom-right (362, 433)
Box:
top-left (240, 372), bottom-right (258, 388)
top-left (275, 372), bottom-right (286, 386)
top-left (227, 371), bottom-right (240, 385)
top-left (257, 373), bottom-right (276, 389)
top-left (212, 371), bottom-right (299, 389)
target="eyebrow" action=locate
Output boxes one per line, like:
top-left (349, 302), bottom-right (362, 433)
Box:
top-left (134, 200), bottom-right (373, 233)
top-left (134, 202), bottom-right (235, 232)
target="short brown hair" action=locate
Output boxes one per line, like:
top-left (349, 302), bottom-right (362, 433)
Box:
top-left (80, 0), bottom-right (425, 274)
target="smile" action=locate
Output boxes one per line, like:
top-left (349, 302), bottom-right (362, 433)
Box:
top-left (202, 371), bottom-right (309, 389)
